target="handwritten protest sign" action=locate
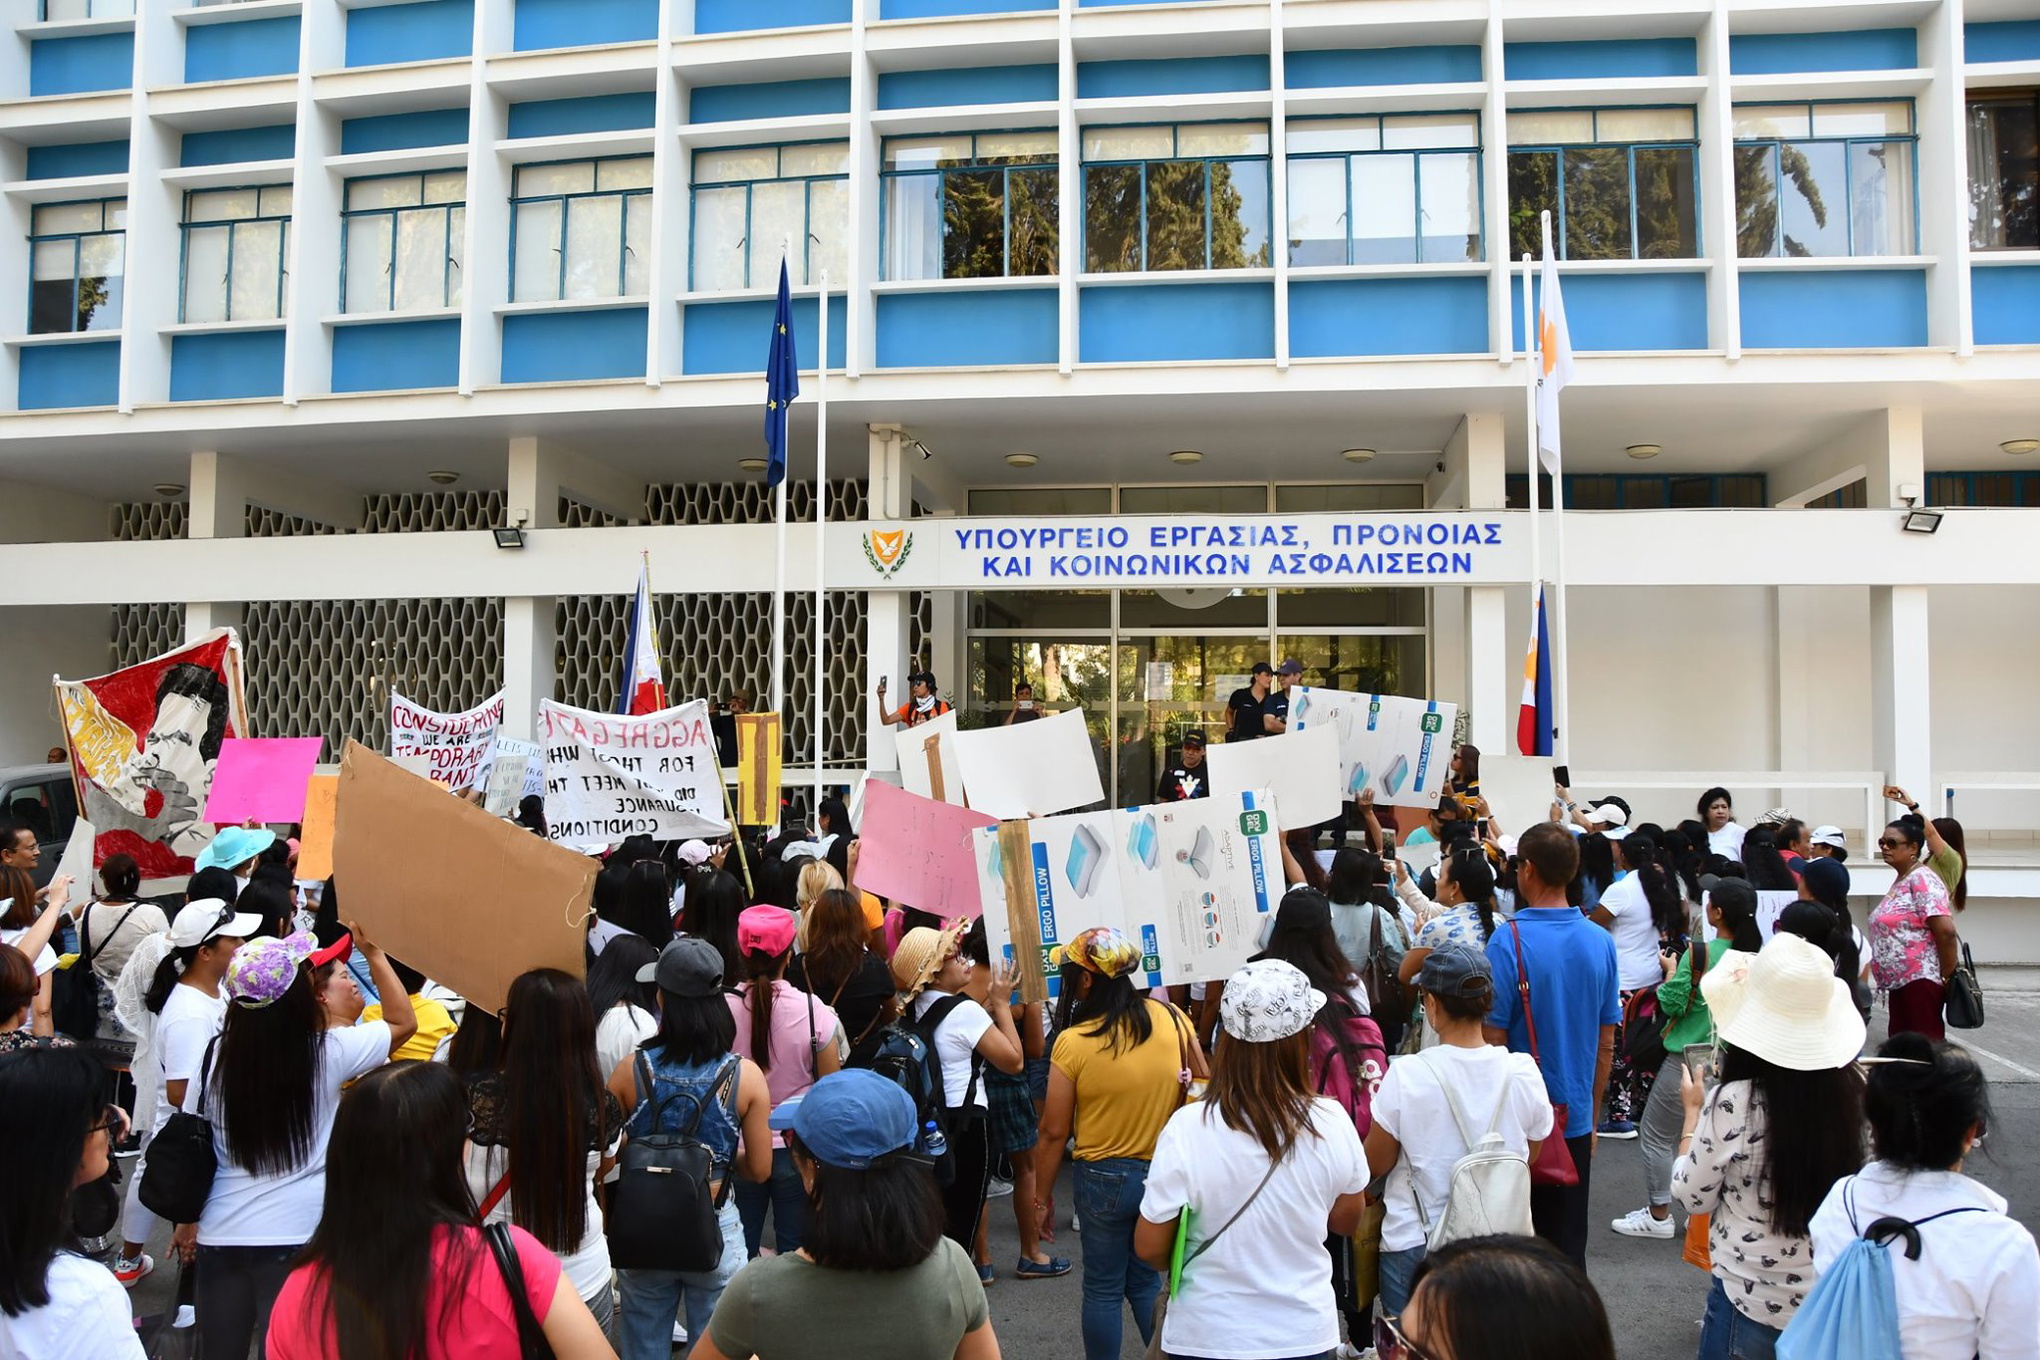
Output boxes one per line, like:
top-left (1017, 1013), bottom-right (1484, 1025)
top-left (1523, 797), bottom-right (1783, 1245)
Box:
top-left (897, 709), bottom-right (965, 807)
top-left (735, 713), bottom-right (782, 826)
top-left (1205, 725), bottom-right (1343, 828)
top-left (332, 742), bottom-right (592, 1015)
top-left (296, 775), bottom-right (339, 880)
top-left (202, 738), bottom-right (325, 824)
top-left (390, 691), bottom-right (504, 791)
top-left (539, 699), bottom-right (729, 845)
top-left (1287, 688), bottom-right (1458, 808)
top-left (1755, 890), bottom-right (1799, 941)
top-left (856, 779), bottom-right (997, 917)
top-left (977, 790), bottom-right (1281, 1001)
top-left (952, 706), bottom-right (1105, 819)
top-left (481, 737), bottom-right (541, 818)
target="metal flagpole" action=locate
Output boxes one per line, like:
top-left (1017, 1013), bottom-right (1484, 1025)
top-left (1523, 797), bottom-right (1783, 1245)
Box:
top-left (770, 238), bottom-right (791, 718)
top-left (1521, 249), bottom-right (1542, 743)
top-left (1540, 210), bottom-right (1572, 766)
top-left (813, 267), bottom-right (829, 818)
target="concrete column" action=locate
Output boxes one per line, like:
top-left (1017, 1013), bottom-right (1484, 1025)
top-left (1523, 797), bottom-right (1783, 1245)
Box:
top-left (505, 436), bottom-right (643, 529)
top-left (502, 597), bottom-right (557, 744)
top-left (1772, 406), bottom-right (1925, 509)
top-left (1870, 584), bottom-right (1932, 801)
top-left (1431, 416), bottom-right (1511, 749)
top-left (864, 424), bottom-right (911, 773)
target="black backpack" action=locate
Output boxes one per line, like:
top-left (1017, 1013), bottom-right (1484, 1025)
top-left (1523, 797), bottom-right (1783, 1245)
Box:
top-left (138, 1038), bottom-right (219, 1225)
top-left (52, 903), bottom-right (142, 1042)
top-left (607, 1052), bottom-right (739, 1274)
top-left (859, 994), bottom-right (979, 1187)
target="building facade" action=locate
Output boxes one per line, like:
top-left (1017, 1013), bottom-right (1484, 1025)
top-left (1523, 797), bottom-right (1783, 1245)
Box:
top-left (3, 0), bottom-right (2039, 924)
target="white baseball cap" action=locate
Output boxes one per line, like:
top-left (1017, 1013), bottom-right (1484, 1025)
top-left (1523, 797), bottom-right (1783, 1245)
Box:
top-left (1809, 826), bottom-right (1847, 850)
top-left (168, 899), bottom-right (263, 950)
top-left (1583, 803), bottom-right (1629, 828)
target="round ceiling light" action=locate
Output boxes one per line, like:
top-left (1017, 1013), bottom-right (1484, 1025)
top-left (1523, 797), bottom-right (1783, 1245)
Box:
top-left (2001, 439), bottom-right (2039, 457)
top-left (1626, 444), bottom-right (1663, 460)
top-left (1006, 453), bottom-right (1039, 468)
top-left (1341, 448), bottom-right (1376, 464)
top-left (1169, 449), bottom-right (1204, 465)
top-left (738, 457), bottom-right (768, 473)
top-left (427, 469), bottom-right (459, 485)
top-left (153, 482), bottom-right (185, 498)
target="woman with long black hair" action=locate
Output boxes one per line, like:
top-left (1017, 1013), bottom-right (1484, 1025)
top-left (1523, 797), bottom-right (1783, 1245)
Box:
top-left (616, 860), bottom-right (677, 950)
top-left (587, 934), bottom-right (661, 1080)
top-left (1324, 847), bottom-right (1412, 1049)
top-left (787, 887), bottom-right (895, 1066)
top-left (1739, 827), bottom-right (1798, 892)
top-left (1591, 832), bottom-right (1687, 1136)
top-left (1789, 856), bottom-right (1870, 1016)
top-left (1396, 846), bottom-right (1500, 987)
top-left (265, 1061), bottom-right (614, 1359)
top-left (180, 925), bottom-right (417, 1358)
top-left (680, 868), bottom-right (745, 975)
top-left (464, 968), bottom-right (626, 1336)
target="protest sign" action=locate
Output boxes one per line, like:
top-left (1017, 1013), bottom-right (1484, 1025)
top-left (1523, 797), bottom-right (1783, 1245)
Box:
top-left (897, 709), bottom-right (965, 807)
top-left (952, 706), bottom-right (1105, 820)
top-left (56, 628), bottom-right (248, 879)
top-left (390, 691), bottom-right (504, 791)
top-left (856, 780), bottom-right (998, 918)
top-left (1205, 725), bottom-right (1342, 828)
top-left (1477, 755), bottom-right (1557, 838)
top-left (735, 713), bottom-right (782, 826)
top-left (480, 736), bottom-right (541, 818)
top-left (539, 699), bottom-right (729, 845)
top-left (977, 789), bottom-right (1281, 1002)
top-left (1286, 688), bottom-right (1458, 808)
top-left (203, 738), bottom-right (324, 824)
top-left (331, 742), bottom-right (592, 1015)
top-left (1755, 889), bottom-right (1799, 941)
top-left (296, 775), bottom-right (339, 880)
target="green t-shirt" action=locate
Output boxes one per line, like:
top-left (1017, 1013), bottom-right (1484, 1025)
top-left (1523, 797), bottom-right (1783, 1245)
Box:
top-left (707, 1236), bottom-right (989, 1360)
top-left (1657, 938), bottom-right (1732, 1053)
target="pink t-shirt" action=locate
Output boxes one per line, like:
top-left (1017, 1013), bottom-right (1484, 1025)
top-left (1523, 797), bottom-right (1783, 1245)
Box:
top-left (727, 981), bottom-right (840, 1147)
top-left (266, 1224), bottom-right (560, 1360)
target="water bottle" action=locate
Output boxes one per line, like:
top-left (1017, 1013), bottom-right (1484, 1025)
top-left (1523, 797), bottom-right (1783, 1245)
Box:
top-left (921, 1119), bottom-right (947, 1159)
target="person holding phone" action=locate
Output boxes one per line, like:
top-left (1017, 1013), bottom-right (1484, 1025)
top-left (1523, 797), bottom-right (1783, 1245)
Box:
top-left (1003, 681), bottom-right (1044, 726)
top-left (876, 672), bottom-right (952, 730)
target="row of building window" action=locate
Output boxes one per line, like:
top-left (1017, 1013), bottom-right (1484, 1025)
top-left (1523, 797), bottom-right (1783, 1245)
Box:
top-left (22, 95), bottom-right (2039, 332)
top-left (1507, 472), bottom-right (2040, 510)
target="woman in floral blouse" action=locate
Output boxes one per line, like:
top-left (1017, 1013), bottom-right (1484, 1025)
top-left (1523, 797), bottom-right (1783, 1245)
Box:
top-left (1869, 814), bottom-right (1960, 1040)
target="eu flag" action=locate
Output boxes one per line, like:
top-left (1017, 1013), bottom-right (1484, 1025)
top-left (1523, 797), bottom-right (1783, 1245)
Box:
top-left (763, 258), bottom-right (799, 488)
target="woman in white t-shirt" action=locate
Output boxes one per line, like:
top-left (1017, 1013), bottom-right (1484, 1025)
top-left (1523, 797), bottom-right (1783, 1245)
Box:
top-left (587, 934), bottom-right (661, 1083)
top-left (178, 925), bottom-right (416, 1359)
top-left (0, 1044), bottom-right (145, 1360)
top-left (891, 923), bottom-right (1023, 1250)
top-left (1365, 943), bottom-right (1551, 1321)
top-left (1136, 959), bottom-right (1371, 1360)
top-left (1699, 787), bottom-right (1746, 859)
top-left (1590, 834), bottom-right (1686, 1133)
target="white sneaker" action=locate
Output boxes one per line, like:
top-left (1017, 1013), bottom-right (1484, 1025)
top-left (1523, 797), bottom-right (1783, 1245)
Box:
top-left (986, 1177), bottom-right (1014, 1199)
top-left (672, 1321), bottom-right (689, 1345)
top-left (1611, 1206), bottom-right (1676, 1239)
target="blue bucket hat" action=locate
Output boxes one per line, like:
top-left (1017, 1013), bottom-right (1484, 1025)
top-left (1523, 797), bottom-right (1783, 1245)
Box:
top-left (195, 826), bottom-right (277, 874)
top-left (770, 1069), bottom-right (918, 1170)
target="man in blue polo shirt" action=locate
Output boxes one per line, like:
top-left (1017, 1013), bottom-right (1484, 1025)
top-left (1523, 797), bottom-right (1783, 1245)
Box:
top-left (1484, 820), bottom-right (1620, 1269)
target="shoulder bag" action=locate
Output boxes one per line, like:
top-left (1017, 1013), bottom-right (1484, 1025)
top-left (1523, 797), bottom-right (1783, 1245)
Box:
top-left (1944, 942), bottom-right (1984, 1030)
top-left (1143, 1142), bottom-right (1288, 1360)
top-left (52, 902), bottom-right (141, 1041)
top-left (138, 1037), bottom-right (220, 1223)
top-left (484, 1222), bottom-right (557, 1360)
top-left (1507, 921), bottom-right (1580, 1188)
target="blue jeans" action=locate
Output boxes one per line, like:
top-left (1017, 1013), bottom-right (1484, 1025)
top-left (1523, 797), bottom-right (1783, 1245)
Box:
top-left (1698, 1277), bottom-right (1782, 1360)
top-left (1074, 1157), bottom-right (1163, 1360)
top-left (1376, 1245), bottom-right (1426, 1320)
top-left (735, 1146), bottom-right (807, 1257)
top-left (616, 1202), bottom-right (744, 1359)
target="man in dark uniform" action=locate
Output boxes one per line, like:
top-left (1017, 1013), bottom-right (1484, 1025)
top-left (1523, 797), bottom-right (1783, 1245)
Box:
top-left (1262, 657), bottom-right (1304, 734)
top-left (1226, 663), bottom-right (1273, 742)
top-left (1156, 730), bottom-right (1211, 802)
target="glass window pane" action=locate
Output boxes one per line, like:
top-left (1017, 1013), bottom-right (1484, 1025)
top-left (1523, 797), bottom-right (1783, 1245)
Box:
top-left (884, 137), bottom-right (974, 171)
top-left (1287, 118), bottom-right (1379, 155)
top-left (33, 202), bottom-right (104, 235)
top-left (596, 157), bottom-right (654, 191)
top-left (423, 170), bottom-right (465, 205)
top-left (884, 174), bottom-right (941, 281)
top-left (182, 225), bottom-right (229, 323)
top-left (344, 212), bottom-right (394, 312)
top-left (563, 194), bottom-right (624, 299)
top-left (690, 185), bottom-right (747, 290)
top-left (779, 142), bottom-right (849, 178)
top-left (622, 194), bottom-right (651, 295)
top-left (1850, 140), bottom-right (1914, 254)
top-left (1286, 157), bottom-right (1347, 266)
top-left (392, 207), bottom-right (448, 310)
top-left (1119, 486), bottom-right (1266, 513)
top-left (1084, 163), bottom-right (1143, 272)
top-left (76, 233), bottom-right (122, 331)
top-left (517, 162), bottom-right (595, 198)
top-left (1418, 151), bottom-right (1482, 261)
top-left (1634, 146), bottom-right (1697, 258)
top-left (1213, 158), bottom-right (1269, 268)
top-left (446, 205), bottom-right (465, 306)
top-left (964, 491), bottom-right (1115, 517)
top-left (808, 178), bottom-right (850, 287)
top-left (186, 189), bottom-right (254, 223)
top-left (348, 176), bottom-right (421, 211)
top-left (1733, 105), bottom-right (1811, 140)
top-left (30, 240), bottom-right (75, 335)
top-left (1593, 107), bottom-right (1695, 143)
top-left (229, 219), bottom-right (283, 320)
top-left (1273, 485), bottom-right (1426, 513)
top-left (1350, 154), bottom-right (1417, 264)
top-left (1176, 123), bottom-right (1269, 157)
top-left (105, 199), bottom-right (127, 228)
top-left (941, 168), bottom-right (1005, 279)
top-left (1561, 146), bottom-right (1632, 260)
top-left (1812, 101), bottom-right (1912, 138)
top-left (1084, 126), bottom-right (1174, 161)
top-left (1382, 112), bottom-right (1479, 150)
top-left (976, 130), bottom-right (1057, 164)
top-left (1274, 584), bottom-right (1426, 624)
top-left (1968, 97), bottom-right (2040, 251)
top-left (512, 199), bottom-right (563, 301)
top-left (1735, 144), bottom-right (1780, 257)
top-left (1146, 161), bottom-right (1208, 270)
top-left (1780, 140), bottom-right (1848, 257)
top-left (694, 147), bottom-right (775, 183)
top-left (1507, 150), bottom-right (1557, 258)
top-left (1008, 168), bottom-right (1059, 276)
top-left (1507, 110), bottom-right (1594, 146)
top-left (257, 186), bottom-right (292, 217)
top-left (748, 179), bottom-right (806, 286)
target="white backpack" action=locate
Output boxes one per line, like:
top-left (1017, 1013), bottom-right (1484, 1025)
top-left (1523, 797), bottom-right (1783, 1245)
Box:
top-left (1409, 1061), bottom-right (1534, 1250)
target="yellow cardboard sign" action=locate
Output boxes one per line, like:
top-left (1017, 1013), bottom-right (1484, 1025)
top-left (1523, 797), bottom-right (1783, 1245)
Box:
top-left (735, 713), bottom-right (783, 826)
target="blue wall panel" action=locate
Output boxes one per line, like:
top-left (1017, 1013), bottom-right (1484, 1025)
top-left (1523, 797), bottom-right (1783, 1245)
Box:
top-left (1291, 277), bottom-right (1487, 357)
top-left (18, 342), bottom-right (120, 410)
top-left (180, 124), bottom-right (294, 168)
top-left (345, 0), bottom-right (473, 68)
top-left (690, 78), bottom-right (852, 123)
top-left (513, 0), bottom-right (654, 50)
top-left (340, 109), bottom-right (470, 154)
top-left (681, 297), bottom-right (848, 376)
top-left (29, 34), bottom-right (133, 96)
top-left (1079, 283), bottom-right (1273, 363)
top-left (1504, 38), bottom-right (1697, 80)
top-left (1739, 271), bottom-right (1926, 348)
top-left (1507, 273), bottom-right (1708, 352)
top-left (25, 140), bottom-right (129, 180)
top-left (169, 330), bottom-right (286, 402)
top-left (695, 0), bottom-right (849, 32)
top-left (877, 290), bottom-right (1058, 367)
top-left (879, 0), bottom-right (1054, 16)
top-left (1076, 56), bottom-right (1270, 98)
top-left (877, 65), bottom-right (1058, 109)
top-left (502, 308), bottom-right (647, 382)
top-left (1286, 47), bottom-right (1483, 88)
top-left (508, 93), bottom-right (656, 138)
top-left (1967, 21), bottom-right (2040, 63)
top-left (332, 319), bottom-right (462, 392)
top-left (1972, 266), bottom-right (2040, 346)
top-left (184, 17), bottom-right (301, 83)
top-left (1728, 29), bottom-right (1918, 74)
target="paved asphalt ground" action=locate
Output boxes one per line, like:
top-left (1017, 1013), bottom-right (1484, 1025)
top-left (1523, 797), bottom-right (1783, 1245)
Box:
top-left (122, 988), bottom-right (2040, 1358)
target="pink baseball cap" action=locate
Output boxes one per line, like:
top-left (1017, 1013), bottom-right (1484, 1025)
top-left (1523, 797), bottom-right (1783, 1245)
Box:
top-left (737, 905), bottom-right (797, 958)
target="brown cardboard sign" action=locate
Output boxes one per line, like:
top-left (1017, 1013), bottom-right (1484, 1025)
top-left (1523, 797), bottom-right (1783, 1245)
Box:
top-left (332, 740), bottom-right (594, 1014)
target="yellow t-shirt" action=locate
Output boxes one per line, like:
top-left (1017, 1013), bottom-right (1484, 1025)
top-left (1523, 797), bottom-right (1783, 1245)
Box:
top-left (1051, 998), bottom-right (1189, 1163)
top-left (360, 996), bottom-right (456, 1064)
top-left (859, 891), bottom-right (885, 933)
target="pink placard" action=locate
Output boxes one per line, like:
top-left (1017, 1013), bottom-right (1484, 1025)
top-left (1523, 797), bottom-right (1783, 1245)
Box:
top-left (855, 779), bottom-right (998, 919)
top-left (203, 738), bottom-right (326, 825)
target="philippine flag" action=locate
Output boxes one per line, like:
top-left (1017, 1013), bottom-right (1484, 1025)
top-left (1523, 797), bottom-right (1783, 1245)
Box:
top-left (1517, 585), bottom-right (1554, 757)
top-left (618, 564), bottom-right (666, 716)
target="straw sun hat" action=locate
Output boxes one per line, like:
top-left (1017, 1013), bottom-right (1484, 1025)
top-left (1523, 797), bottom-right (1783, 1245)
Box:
top-left (891, 921), bottom-right (968, 998)
top-left (1700, 933), bottom-right (1865, 1070)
